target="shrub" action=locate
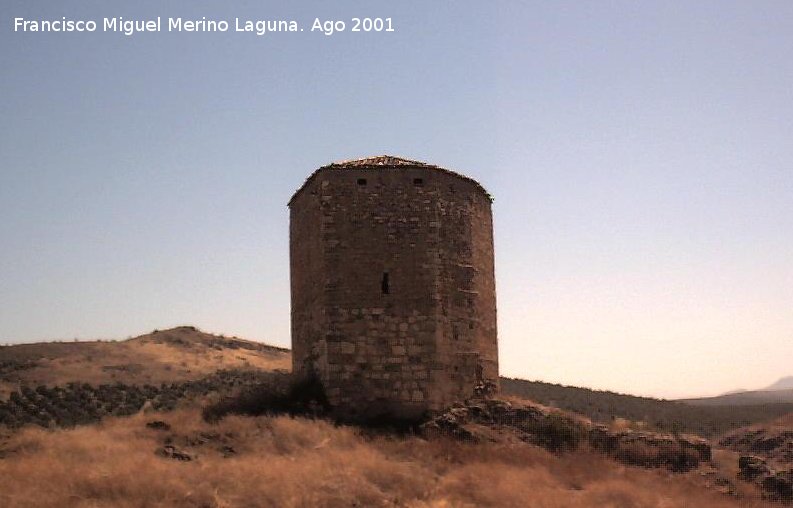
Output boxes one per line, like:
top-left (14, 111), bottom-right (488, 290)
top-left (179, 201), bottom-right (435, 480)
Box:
top-left (615, 440), bottom-right (700, 472)
top-left (202, 373), bottom-right (328, 423)
top-left (527, 413), bottom-right (586, 452)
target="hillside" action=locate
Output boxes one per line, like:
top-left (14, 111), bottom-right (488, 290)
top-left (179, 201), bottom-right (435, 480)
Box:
top-left (767, 377), bottom-right (793, 391)
top-left (4, 328), bottom-right (791, 438)
top-left (683, 377), bottom-right (793, 406)
top-left (0, 326), bottom-right (290, 399)
top-left (501, 378), bottom-right (793, 437)
top-left (1, 327), bottom-right (789, 505)
top-left (2, 407), bottom-right (764, 508)
top-left (720, 413), bottom-right (793, 465)
top-left (681, 390), bottom-right (793, 406)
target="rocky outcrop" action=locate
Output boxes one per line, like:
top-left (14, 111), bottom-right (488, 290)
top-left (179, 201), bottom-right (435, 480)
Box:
top-left (590, 424), bottom-right (710, 472)
top-left (739, 455), bottom-right (774, 481)
top-left (421, 398), bottom-right (711, 472)
top-left (699, 467), bottom-right (738, 497)
top-left (150, 421), bottom-right (238, 462)
top-left (145, 420), bottom-right (171, 431)
top-left (720, 416), bottom-right (793, 502)
top-left (721, 427), bottom-right (793, 464)
top-left (763, 472), bottom-right (793, 503)
top-left (421, 398), bottom-right (586, 451)
top-left (738, 455), bottom-right (793, 502)
top-left (155, 445), bottom-right (193, 461)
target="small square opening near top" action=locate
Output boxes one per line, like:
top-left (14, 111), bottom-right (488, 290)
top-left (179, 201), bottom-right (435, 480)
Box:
top-left (413, 178), bottom-right (424, 186)
top-left (357, 178), bottom-right (367, 186)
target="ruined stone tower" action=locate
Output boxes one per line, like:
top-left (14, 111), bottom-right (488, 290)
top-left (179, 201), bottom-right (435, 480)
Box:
top-left (289, 156), bottom-right (498, 420)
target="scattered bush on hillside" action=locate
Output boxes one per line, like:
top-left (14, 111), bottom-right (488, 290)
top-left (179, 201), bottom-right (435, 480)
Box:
top-left (527, 412), bottom-right (587, 452)
top-left (614, 440), bottom-right (701, 472)
top-left (0, 360), bottom-right (38, 381)
top-left (0, 369), bottom-right (277, 431)
top-left (501, 377), bottom-right (793, 437)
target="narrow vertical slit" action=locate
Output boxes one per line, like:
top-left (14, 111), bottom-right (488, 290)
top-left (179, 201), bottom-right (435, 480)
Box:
top-left (381, 272), bottom-right (390, 295)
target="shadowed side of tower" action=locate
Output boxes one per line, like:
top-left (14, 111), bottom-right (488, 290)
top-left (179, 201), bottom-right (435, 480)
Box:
top-left (289, 156), bottom-right (497, 421)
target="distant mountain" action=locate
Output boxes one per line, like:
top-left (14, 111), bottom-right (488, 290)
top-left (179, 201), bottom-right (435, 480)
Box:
top-left (720, 388), bottom-right (748, 396)
top-left (765, 376), bottom-right (793, 391)
top-left (680, 389), bottom-right (793, 406)
top-left (716, 376), bottom-right (793, 400)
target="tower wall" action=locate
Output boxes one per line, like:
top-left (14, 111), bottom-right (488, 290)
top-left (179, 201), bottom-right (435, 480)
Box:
top-left (289, 161), bottom-right (497, 420)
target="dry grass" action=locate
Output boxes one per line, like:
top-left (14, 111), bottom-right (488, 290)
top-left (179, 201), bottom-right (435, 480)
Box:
top-left (0, 409), bottom-right (764, 508)
top-left (0, 327), bottom-right (291, 398)
top-left (764, 412), bottom-right (793, 429)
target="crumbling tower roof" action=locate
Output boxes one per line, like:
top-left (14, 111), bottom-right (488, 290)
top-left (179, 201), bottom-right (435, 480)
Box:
top-left (288, 155), bottom-right (491, 206)
top-left (322, 155), bottom-right (436, 169)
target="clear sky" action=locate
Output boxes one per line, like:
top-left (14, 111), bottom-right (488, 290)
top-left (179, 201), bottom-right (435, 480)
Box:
top-left (1, 1), bottom-right (791, 399)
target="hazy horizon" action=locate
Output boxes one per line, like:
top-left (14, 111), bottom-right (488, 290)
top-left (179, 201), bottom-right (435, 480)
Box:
top-left (2, 1), bottom-right (791, 399)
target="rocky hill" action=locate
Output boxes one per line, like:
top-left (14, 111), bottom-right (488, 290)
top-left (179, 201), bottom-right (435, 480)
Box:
top-left (718, 414), bottom-right (793, 502)
top-left (720, 414), bottom-right (793, 466)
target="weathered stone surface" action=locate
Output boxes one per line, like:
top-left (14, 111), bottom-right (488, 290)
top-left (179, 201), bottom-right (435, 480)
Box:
top-left (721, 427), bottom-right (793, 464)
top-left (762, 471), bottom-right (793, 502)
top-left (603, 430), bottom-right (708, 472)
top-left (699, 468), bottom-right (738, 497)
top-left (736, 454), bottom-right (793, 502)
top-left (155, 445), bottom-right (193, 461)
top-left (145, 420), bottom-right (171, 431)
top-left (422, 398), bottom-right (710, 472)
top-left (738, 454), bottom-right (773, 481)
top-left (289, 156), bottom-right (498, 421)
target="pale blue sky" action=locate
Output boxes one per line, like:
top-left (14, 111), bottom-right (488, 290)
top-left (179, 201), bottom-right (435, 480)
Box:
top-left (1, 1), bottom-right (791, 398)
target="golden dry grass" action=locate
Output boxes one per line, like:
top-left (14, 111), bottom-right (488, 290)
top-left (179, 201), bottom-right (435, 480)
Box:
top-left (0, 409), bottom-right (766, 508)
top-left (0, 327), bottom-right (291, 398)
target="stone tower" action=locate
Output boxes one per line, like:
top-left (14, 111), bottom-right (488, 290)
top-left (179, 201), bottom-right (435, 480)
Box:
top-left (289, 156), bottom-right (498, 420)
